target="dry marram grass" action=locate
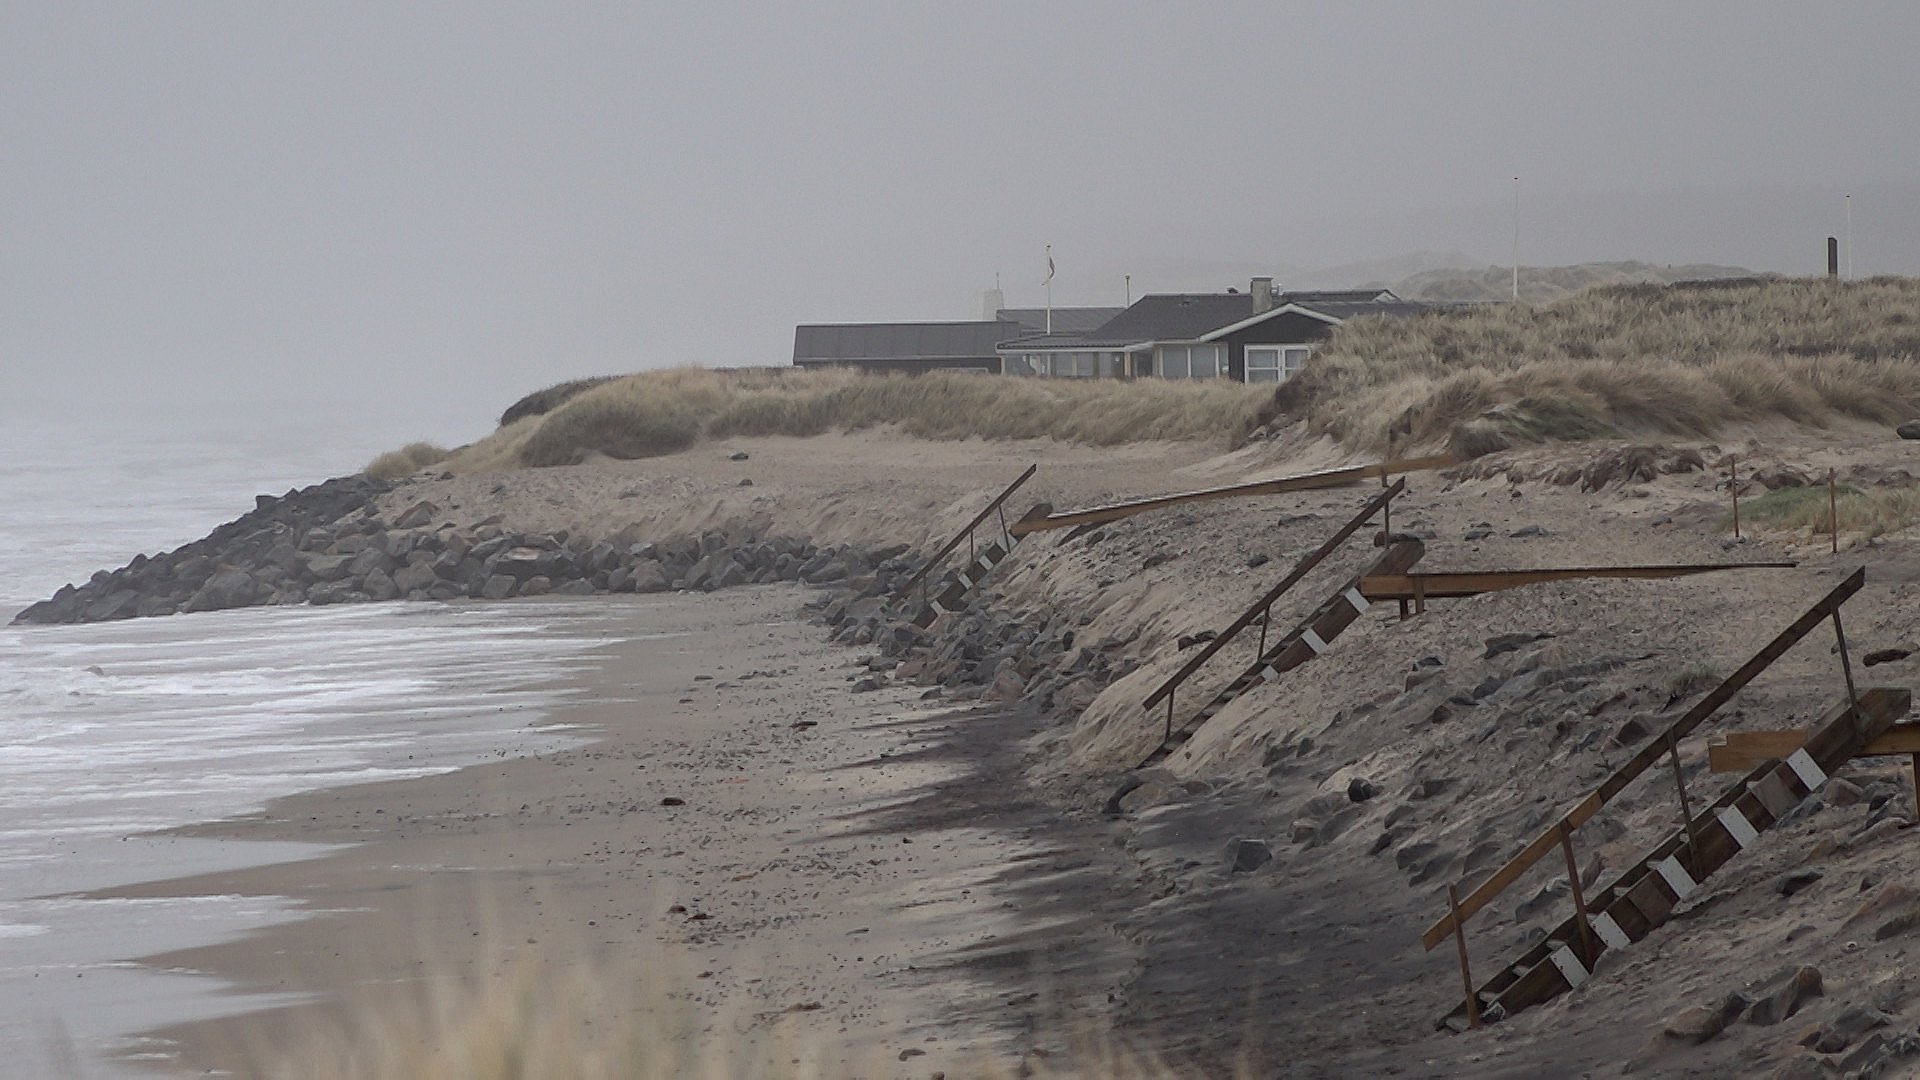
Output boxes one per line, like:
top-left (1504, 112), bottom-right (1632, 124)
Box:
top-left (436, 367), bottom-right (1272, 470)
top-left (364, 441), bottom-right (450, 480)
top-left (1264, 276), bottom-right (1920, 452)
top-left (1728, 483), bottom-right (1920, 540)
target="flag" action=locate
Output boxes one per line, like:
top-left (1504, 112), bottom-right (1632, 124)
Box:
top-left (1045, 245), bottom-right (1055, 285)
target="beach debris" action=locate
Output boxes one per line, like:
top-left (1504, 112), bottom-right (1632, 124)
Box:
top-left (660, 797), bottom-right (686, 807)
top-left (729, 450), bottom-right (750, 460)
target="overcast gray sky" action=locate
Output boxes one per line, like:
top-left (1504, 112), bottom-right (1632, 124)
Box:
top-left (5, 2), bottom-right (1918, 443)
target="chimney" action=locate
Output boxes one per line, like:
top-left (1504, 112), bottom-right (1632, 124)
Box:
top-left (1251, 276), bottom-right (1275, 314)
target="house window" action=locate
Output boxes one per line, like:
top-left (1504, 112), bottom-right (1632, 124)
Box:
top-left (1245, 345), bottom-right (1313, 384)
top-left (1157, 343), bottom-right (1225, 379)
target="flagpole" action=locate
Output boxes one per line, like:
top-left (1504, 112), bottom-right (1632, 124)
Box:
top-left (1045, 244), bottom-right (1054, 334)
top-left (1511, 176), bottom-right (1521, 302)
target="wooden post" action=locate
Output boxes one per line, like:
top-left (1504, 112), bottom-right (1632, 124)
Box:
top-left (1257, 604), bottom-right (1270, 655)
top-left (1381, 463), bottom-right (1393, 542)
top-left (1829, 468), bottom-right (1839, 554)
top-left (1669, 740), bottom-right (1699, 851)
top-left (1413, 576), bottom-right (1428, 616)
top-left (1558, 823), bottom-right (1596, 963)
top-left (1448, 884), bottom-right (1480, 1030)
top-left (1730, 454), bottom-right (1741, 539)
top-left (1834, 609), bottom-right (1860, 722)
top-left (1911, 753), bottom-right (1920, 821)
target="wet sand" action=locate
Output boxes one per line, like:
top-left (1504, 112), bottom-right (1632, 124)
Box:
top-left (107, 585), bottom-right (1129, 1077)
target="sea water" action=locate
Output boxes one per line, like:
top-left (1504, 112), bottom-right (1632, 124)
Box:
top-left (0, 418), bottom-right (631, 1075)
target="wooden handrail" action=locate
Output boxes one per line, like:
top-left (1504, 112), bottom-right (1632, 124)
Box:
top-left (1008, 455), bottom-right (1453, 538)
top-left (1359, 562), bottom-right (1797, 601)
top-left (1420, 566), bottom-right (1866, 951)
top-left (893, 464), bottom-right (1037, 600)
top-left (1141, 480), bottom-right (1403, 711)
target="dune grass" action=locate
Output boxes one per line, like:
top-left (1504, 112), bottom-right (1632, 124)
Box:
top-left (364, 441), bottom-right (450, 480)
top-left (459, 367), bottom-right (1272, 468)
top-left (1727, 483), bottom-right (1920, 539)
top-left (1264, 276), bottom-right (1920, 453)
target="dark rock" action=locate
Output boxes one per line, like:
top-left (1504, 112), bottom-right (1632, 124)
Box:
top-left (1509, 524), bottom-right (1549, 538)
top-left (518, 575), bottom-right (553, 597)
top-left (1347, 776), bottom-right (1378, 803)
top-left (1613, 715), bottom-right (1651, 745)
top-left (1897, 420), bottom-right (1920, 440)
top-left (553, 579), bottom-right (596, 596)
top-left (728, 451), bottom-right (750, 461)
top-left (1806, 1005), bottom-right (1891, 1054)
top-left (479, 574), bottom-right (516, 600)
top-left (1662, 993), bottom-right (1749, 1045)
top-left (1463, 527), bottom-right (1494, 541)
top-left (629, 562), bottom-right (670, 594)
top-left (1223, 837), bottom-right (1272, 873)
top-left (851, 676), bottom-right (885, 693)
top-left (361, 567), bottom-right (399, 601)
top-left (392, 561), bottom-right (438, 594)
top-left (1743, 966), bottom-right (1823, 1026)
top-left (1776, 868), bottom-right (1824, 897)
top-left (1484, 631), bottom-right (1553, 659)
top-left (1246, 553), bottom-right (1270, 569)
top-left (184, 568), bottom-right (260, 613)
top-left (1865, 647), bottom-right (1913, 667)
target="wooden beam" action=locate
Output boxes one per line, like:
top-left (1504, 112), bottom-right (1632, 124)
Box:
top-left (1007, 454), bottom-right (1455, 537)
top-left (1420, 567), bottom-right (1866, 952)
top-left (1140, 481), bottom-right (1403, 711)
top-left (1360, 563), bottom-right (1797, 601)
top-left (1707, 724), bottom-right (1920, 772)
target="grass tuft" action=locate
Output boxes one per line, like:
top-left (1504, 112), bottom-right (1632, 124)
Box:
top-left (364, 442), bottom-right (450, 480)
top-left (498, 376), bottom-right (622, 427)
top-left (1729, 483), bottom-right (1920, 539)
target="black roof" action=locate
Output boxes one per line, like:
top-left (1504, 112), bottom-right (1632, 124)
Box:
top-left (995, 307), bottom-right (1126, 334)
top-left (793, 321), bottom-right (1021, 364)
top-left (996, 289), bottom-right (1413, 352)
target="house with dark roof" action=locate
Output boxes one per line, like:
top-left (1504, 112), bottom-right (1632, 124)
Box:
top-left (996, 278), bottom-right (1429, 383)
top-left (791, 305), bottom-right (1124, 375)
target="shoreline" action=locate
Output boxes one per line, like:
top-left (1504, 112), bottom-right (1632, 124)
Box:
top-left (105, 585), bottom-right (1134, 1076)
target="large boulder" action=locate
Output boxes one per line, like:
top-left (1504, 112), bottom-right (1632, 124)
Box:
top-left (184, 568), bottom-right (260, 613)
top-left (392, 561), bottom-right (438, 594)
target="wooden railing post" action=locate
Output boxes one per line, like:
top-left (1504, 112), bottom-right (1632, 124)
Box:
top-left (1558, 823), bottom-right (1596, 964)
top-left (1448, 884), bottom-right (1479, 1030)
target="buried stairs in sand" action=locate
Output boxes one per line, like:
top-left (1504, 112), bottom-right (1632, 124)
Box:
top-left (895, 465), bottom-right (1038, 629)
top-left (1135, 537), bottom-right (1426, 771)
top-left (1420, 568), bottom-right (1906, 1030)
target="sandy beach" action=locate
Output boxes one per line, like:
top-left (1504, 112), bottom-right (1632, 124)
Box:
top-left (105, 584), bottom-right (1141, 1077)
top-left (48, 420), bottom-right (1920, 1078)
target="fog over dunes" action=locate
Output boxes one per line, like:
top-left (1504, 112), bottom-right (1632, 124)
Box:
top-left (3, 2), bottom-right (1918, 440)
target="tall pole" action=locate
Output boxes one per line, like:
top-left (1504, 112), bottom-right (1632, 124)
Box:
top-left (1044, 244), bottom-right (1054, 334)
top-left (1844, 194), bottom-right (1854, 279)
top-left (1511, 176), bottom-right (1521, 302)
top-left (1125, 273), bottom-right (1132, 306)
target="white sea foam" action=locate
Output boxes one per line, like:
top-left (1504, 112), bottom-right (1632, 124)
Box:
top-left (0, 418), bottom-right (657, 1076)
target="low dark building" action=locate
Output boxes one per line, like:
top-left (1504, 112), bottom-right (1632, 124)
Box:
top-left (997, 278), bottom-right (1431, 383)
top-left (791, 305), bottom-right (1124, 375)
